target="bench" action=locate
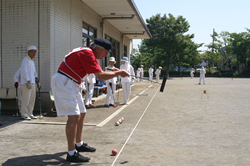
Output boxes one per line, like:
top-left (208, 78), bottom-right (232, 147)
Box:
top-left (0, 88), bottom-right (17, 114)
top-left (93, 85), bottom-right (107, 97)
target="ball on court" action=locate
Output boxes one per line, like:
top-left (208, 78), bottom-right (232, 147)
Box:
top-left (112, 149), bottom-right (118, 155)
top-left (115, 121), bottom-right (120, 126)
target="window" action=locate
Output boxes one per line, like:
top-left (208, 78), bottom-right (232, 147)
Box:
top-left (105, 35), bottom-right (120, 67)
top-left (124, 45), bottom-right (127, 57)
top-left (82, 22), bottom-right (96, 47)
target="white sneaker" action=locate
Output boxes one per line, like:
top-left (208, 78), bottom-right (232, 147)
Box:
top-left (125, 102), bottom-right (128, 105)
top-left (23, 116), bottom-right (31, 120)
top-left (30, 115), bottom-right (37, 119)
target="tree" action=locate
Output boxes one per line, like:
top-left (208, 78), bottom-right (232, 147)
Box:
top-left (230, 31), bottom-right (250, 70)
top-left (142, 13), bottom-right (196, 78)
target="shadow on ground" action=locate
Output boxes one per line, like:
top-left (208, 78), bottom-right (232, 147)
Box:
top-left (1, 152), bottom-right (82, 166)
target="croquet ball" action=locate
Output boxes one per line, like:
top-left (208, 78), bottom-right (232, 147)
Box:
top-left (118, 119), bottom-right (122, 124)
top-left (112, 149), bottom-right (118, 155)
top-left (115, 121), bottom-right (120, 126)
top-left (121, 117), bottom-right (124, 121)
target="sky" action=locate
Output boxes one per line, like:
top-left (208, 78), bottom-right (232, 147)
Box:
top-left (133, 0), bottom-right (250, 52)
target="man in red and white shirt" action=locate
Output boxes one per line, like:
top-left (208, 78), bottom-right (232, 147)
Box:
top-left (51, 38), bottom-right (129, 163)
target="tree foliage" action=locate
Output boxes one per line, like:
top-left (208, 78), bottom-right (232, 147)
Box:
top-left (137, 13), bottom-right (200, 78)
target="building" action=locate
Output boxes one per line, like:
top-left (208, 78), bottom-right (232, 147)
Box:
top-left (0, 0), bottom-right (151, 112)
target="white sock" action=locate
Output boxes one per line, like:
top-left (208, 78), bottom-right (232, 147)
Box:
top-left (75, 141), bottom-right (83, 147)
top-left (68, 149), bottom-right (76, 156)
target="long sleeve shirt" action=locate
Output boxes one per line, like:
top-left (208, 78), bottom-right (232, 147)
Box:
top-left (148, 68), bottom-right (154, 75)
top-left (20, 56), bottom-right (37, 84)
top-left (87, 73), bottom-right (96, 84)
top-left (13, 68), bottom-right (21, 88)
top-left (120, 64), bottom-right (135, 83)
top-left (105, 66), bottom-right (117, 84)
top-left (155, 69), bottom-right (161, 76)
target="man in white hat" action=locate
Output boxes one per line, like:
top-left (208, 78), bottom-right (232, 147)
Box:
top-left (140, 65), bottom-right (144, 81)
top-left (136, 67), bottom-right (141, 83)
top-left (155, 66), bottom-right (162, 83)
top-left (84, 73), bottom-right (96, 108)
top-left (104, 57), bottom-right (117, 108)
top-left (190, 68), bottom-right (195, 79)
top-left (120, 57), bottom-right (135, 105)
top-left (20, 45), bottom-right (39, 120)
top-left (148, 65), bottom-right (154, 83)
top-left (199, 66), bottom-right (206, 84)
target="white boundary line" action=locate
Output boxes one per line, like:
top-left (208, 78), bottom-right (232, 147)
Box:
top-left (111, 85), bottom-right (160, 166)
top-left (96, 85), bottom-right (153, 127)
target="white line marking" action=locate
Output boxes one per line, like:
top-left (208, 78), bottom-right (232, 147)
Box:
top-left (21, 121), bottom-right (96, 126)
top-left (111, 85), bottom-right (160, 166)
top-left (96, 85), bottom-right (153, 127)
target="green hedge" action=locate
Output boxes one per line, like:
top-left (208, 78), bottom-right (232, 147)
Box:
top-left (142, 69), bottom-right (250, 78)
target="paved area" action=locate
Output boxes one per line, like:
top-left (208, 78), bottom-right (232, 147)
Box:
top-left (0, 77), bottom-right (250, 166)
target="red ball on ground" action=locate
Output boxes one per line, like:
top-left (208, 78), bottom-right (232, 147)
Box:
top-left (112, 149), bottom-right (118, 155)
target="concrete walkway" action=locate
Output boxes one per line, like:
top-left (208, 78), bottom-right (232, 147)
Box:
top-left (0, 77), bottom-right (250, 166)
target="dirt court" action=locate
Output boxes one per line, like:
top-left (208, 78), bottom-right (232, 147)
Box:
top-left (0, 77), bottom-right (250, 166)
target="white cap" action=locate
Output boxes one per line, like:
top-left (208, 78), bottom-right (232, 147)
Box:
top-left (141, 65), bottom-right (144, 67)
top-left (159, 66), bottom-right (162, 69)
top-left (109, 57), bottom-right (116, 63)
top-left (27, 45), bottom-right (37, 52)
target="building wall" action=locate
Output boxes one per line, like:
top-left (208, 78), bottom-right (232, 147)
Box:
top-left (0, 0), bottom-right (2, 87)
top-left (0, 0), bottom-right (134, 112)
top-left (0, 0), bottom-right (50, 90)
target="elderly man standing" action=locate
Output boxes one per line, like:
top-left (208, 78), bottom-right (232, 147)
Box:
top-left (51, 38), bottom-right (129, 162)
top-left (140, 65), bottom-right (144, 82)
top-left (20, 45), bottom-right (38, 120)
top-left (199, 66), bottom-right (206, 84)
top-left (120, 57), bottom-right (135, 105)
top-left (84, 73), bottom-right (96, 108)
top-left (104, 57), bottom-right (118, 108)
top-left (148, 65), bottom-right (154, 83)
top-left (155, 66), bottom-right (162, 83)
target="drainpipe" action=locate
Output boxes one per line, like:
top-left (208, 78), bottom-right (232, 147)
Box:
top-left (37, 0), bottom-right (40, 81)
top-left (1, 0), bottom-right (2, 87)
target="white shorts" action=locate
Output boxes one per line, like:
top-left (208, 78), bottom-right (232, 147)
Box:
top-left (51, 73), bottom-right (86, 116)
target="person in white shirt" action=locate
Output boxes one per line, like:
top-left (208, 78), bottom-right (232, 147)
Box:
top-left (140, 65), bottom-right (144, 82)
top-left (136, 68), bottom-right (141, 83)
top-left (155, 66), bottom-right (162, 83)
top-left (20, 45), bottom-right (38, 120)
top-left (104, 57), bottom-right (118, 108)
top-left (190, 68), bottom-right (195, 79)
top-left (199, 66), bottom-right (206, 84)
top-left (84, 73), bottom-right (96, 108)
top-left (148, 65), bottom-right (154, 82)
top-left (13, 67), bottom-right (22, 112)
top-left (120, 57), bottom-right (135, 105)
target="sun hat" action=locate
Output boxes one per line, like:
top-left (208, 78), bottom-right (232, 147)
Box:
top-left (109, 57), bottom-right (116, 63)
top-left (27, 45), bottom-right (37, 52)
top-left (121, 57), bottom-right (128, 62)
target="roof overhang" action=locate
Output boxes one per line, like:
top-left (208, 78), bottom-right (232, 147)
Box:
top-left (81, 0), bottom-right (152, 40)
